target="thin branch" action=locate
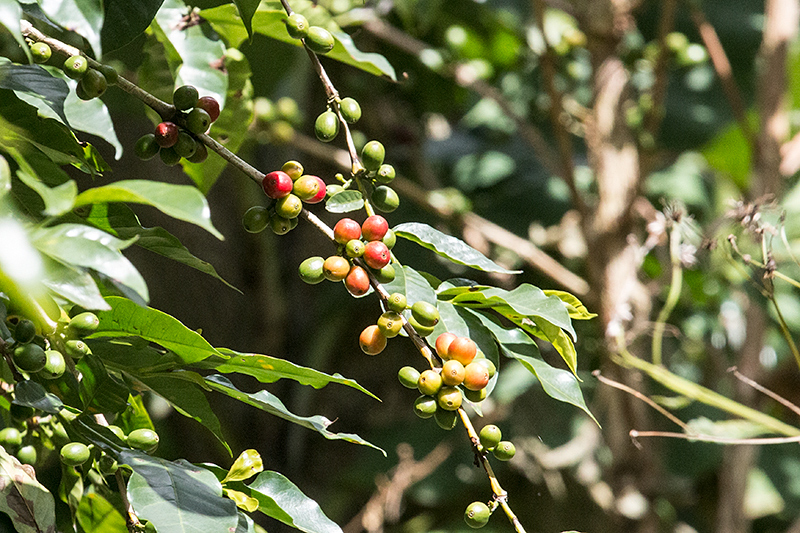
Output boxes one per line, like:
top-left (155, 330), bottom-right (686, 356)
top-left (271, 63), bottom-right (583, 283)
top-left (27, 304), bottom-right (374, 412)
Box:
top-left (729, 366), bottom-right (800, 418)
top-left (630, 429), bottom-right (800, 445)
top-left (642, 0), bottom-right (678, 138)
top-left (594, 369), bottom-right (689, 431)
top-left (651, 221), bottom-right (683, 366)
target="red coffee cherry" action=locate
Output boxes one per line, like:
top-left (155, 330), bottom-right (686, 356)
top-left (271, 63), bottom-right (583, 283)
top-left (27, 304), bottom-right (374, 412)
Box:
top-left (333, 218), bottom-right (361, 244)
top-left (154, 122), bottom-right (179, 148)
top-left (261, 171), bottom-right (294, 199)
top-left (448, 337), bottom-right (478, 365)
top-left (196, 96), bottom-right (221, 122)
top-left (435, 332), bottom-right (457, 359)
top-left (361, 215), bottom-right (388, 242)
top-left (345, 265), bottom-right (370, 296)
top-left (463, 361), bottom-right (490, 391)
top-left (363, 241), bottom-right (390, 269)
top-left (293, 175), bottom-right (326, 203)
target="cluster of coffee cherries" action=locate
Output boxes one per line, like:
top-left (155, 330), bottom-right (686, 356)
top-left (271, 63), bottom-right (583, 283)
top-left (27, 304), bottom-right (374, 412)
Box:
top-left (357, 293), bottom-right (438, 356)
top-left (58, 425), bottom-right (157, 469)
top-left (283, 12), bottom-right (335, 55)
top-left (462, 424), bottom-right (516, 528)
top-left (298, 215), bottom-right (396, 294)
top-left (28, 40), bottom-right (118, 101)
top-left (134, 84), bottom-right (221, 166)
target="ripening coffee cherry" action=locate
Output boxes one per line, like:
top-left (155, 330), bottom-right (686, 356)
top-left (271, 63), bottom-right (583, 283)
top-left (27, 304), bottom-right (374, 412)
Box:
top-left (305, 26), bottom-right (335, 54)
top-left (345, 239), bottom-right (365, 258)
top-left (339, 97), bottom-right (361, 124)
top-left (30, 42), bottom-right (51, 63)
top-left (269, 215), bottom-right (297, 235)
top-left (0, 427), bottom-right (22, 447)
top-left (63, 55), bottom-right (88, 79)
top-left (174, 131), bottom-right (197, 159)
top-left (293, 175), bottom-right (325, 203)
top-left (448, 337), bottom-right (478, 365)
top-left (60, 442), bottom-right (91, 466)
top-left (371, 186), bottom-right (400, 213)
top-left (298, 256), bottom-right (326, 284)
top-left (159, 146), bottom-right (181, 166)
top-left (464, 501), bottom-right (491, 529)
top-left (197, 96), bottom-right (221, 122)
top-left (361, 215), bottom-right (388, 242)
top-left (437, 386), bottom-right (462, 411)
top-left (16, 445), bottom-right (37, 466)
top-left (361, 141), bottom-right (385, 172)
top-left (13, 319), bottom-right (36, 344)
top-left (187, 142), bottom-right (208, 163)
top-left (479, 424), bottom-right (502, 450)
top-left (173, 84), bottom-right (199, 111)
top-left (275, 194), bottom-right (303, 219)
top-left (284, 13), bottom-right (310, 39)
top-left (411, 301), bottom-right (439, 327)
top-left (333, 218), bottom-right (361, 244)
top-left (386, 293), bottom-right (407, 313)
top-left (417, 369), bottom-right (442, 396)
top-left (314, 110), bottom-right (339, 142)
top-left (359, 325), bottom-right (387, 355)
top-left (435, 332), bottom-right (457, 359)
top-left (78, 69), bottom-right (107, 99)
top-left (463, 387), bottom-right (488, 403)
top-left (41, 350), bottom-right (66, 379)
top-left (135, 134), bottom-right (160, 161)
top-left (242, 206), bottom-right (270, 233)
top-left (363, 241), bottom-right (391, 269)
top-left (492, 441), bottom-right (516, 461)
top-left (414, 396), bottom-right (438, 419)
top-left (128, 428), bottom-right (159, 453)
top-left (154, 122), bottom-right (179, 148)
top-left (13, 343), bottom-right (47, 373)
top-left (377, 311), bottom-right (403, 338)
top-left (434, 407), bottom-right (458, 430)
top-left (474, 357), bottom-right (496, 378)
top-left (323, 256), bottom-right (350, 282)
top-left (408, 315), bottom-right (434, 337)
top-left (373, 263), bottom-right (395, 284)
top-left (375, 164), bottom-right (396, 184)
top-left (397, 366), bottom-right (421, 389)
top-left (382, 229), bottom-right (397, 249)
top-left (345, 265), bottom-right (370, 296)
top-left (281, 160), bottom-right (304, 180)
top-left (186, 107), bottom-right (212, 134)
top-left (262, 171), bottom-right (294, 199)
top-left (463, 361), bottom-right (490, 391)
top-left (441, 359), bottom-right (465, 386)
top-left (64, 339), bottom-right (90, 360)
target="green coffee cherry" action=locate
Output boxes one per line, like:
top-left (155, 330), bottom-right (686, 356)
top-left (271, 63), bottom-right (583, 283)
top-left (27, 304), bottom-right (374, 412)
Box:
top-left (0, 427), bottom-right (22, 447)
top-left (16, 445), bottom-right (37, 466)
top-left (60, 442), bottom-right (91, 466)
top-left (185, 108), bottom-right (211, 134)
top-left (371, 186), bottom-right (400, 213)
top-left (242, 206), bottom-right (270, 233)
top-left (275, 194), bottom-right (303, 219)
top-left (305, 26), bottom-right (335, 54)
top-left (479, 425), bottom-right (502, 450)
top-left (397, 366), bottom-right (421, 389)
top-left (13, 343), bottom-right (47, 372)
top-left (282, 160), bottom-right (304, 180)
top-left (411, 301), bottom-right (439, 327)
top-left (433, 407), bottom-right (458, 430)
top-left (339, 97), bottom-right (361, 124)
top-left (12, 319), bottom-right (36, 344)
top-left (96, 64), bottom-right (118, 85)
top-left (284, 13), bottom-right (309, 39)
top-left (475, 358), bottom-right (496, 378)
top-left (377, 311), bottom-right (404, 338)
top-left (270, 215), bottom-right (297, 235)
top-left (408, 315), bottom-right (434, 337)
top-left (78, 69), bottom-right (107, 99)
top-left (492, 440), bottom-right (516, 461)
top-left (314, 110), bottom-right (339, 142)
top-left (128, 428), bottom-right (159, 453)
top-left (382, 229), bottom-right (397, 250)
top-left (64, 339), bottom-right (91, 360)
top-left (160, 146), bottom-right (181, 166)
top-left (413, 395), bottom-right (438, 419)
top-left (386, 293), bottom-right (407, 313)
top-left (63, 55), bottom-right (88, 80)
top-left (326, 184), bottom-right (344, 198)
top-left (107, 425), bottom-right (126, 442)
top-left (360, 141), bottom-right (385, 172)
top-left (417, 369), bottom-right (442, 396)
top-left (30, 42), bottom-right (51, 63)
top-left (437, 386), bottom-right (462, 411)
top-left (345, 239), bottom-right (365, 258)
top-left (464, 501), bottom-right (491, 528)
top-left (187, 142), bottom-right (208, 163)
top-left (373, 263), bottom-right (396, 284)
top-left (40, 350), bottom-right (66, 379)
top-left (68, 312), bottom-right (99, 338)
top-left (463, 387), bottom-right (488, 403)
top-left (174, 131), bottom-right (197, 159)
top-left (298, 256), bottom-right (326, 284)
top-left (135, 134), bottom-right (160, 161)
top-left (173, 84), bottom-right (199, 111)
top-left (375, 164), bottom-right (396, 184)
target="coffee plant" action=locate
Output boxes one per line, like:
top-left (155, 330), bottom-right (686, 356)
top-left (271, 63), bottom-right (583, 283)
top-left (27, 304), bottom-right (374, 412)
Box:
top-left (0, 1), bottom-right (598, 532)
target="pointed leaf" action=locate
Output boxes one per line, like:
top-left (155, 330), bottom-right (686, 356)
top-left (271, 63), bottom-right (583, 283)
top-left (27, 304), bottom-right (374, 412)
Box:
top-left (40, 257), bottom-right (110, 311)
top-left (76, 492), bottom-right (128, 533)
top-left (543, 290), bottom-right (596, 320)
top-left (325, 190), bottom-right (364, 213)
top-left (205, 374), bottom-right (385, 455)
top-left (101, 0), bottom-right (166, 53)
top-left (14, 381), bottom-right (63, 414)
top-left (233, 0), bottom-right (260, 40)
top-left (62, 80), bottom-right (123, 159)
top-left (0, 60), bottom-right (69, 124)
top-left (394, 222), bottom-right (521, 274)
top-left (38, 0), bottom-right (104, 56)
top-left (0, 1), bottom-right (30, 62)
top-left (0, 446), bottom-right (57, 533)
top-left (76, 353), bottom-right (131, 414)
top-left (247, 471), bottom-right (342, 533)
top-left (225, 488), bottom-right (260, 512)
top-left (223, 450), bottom-right (263, 484)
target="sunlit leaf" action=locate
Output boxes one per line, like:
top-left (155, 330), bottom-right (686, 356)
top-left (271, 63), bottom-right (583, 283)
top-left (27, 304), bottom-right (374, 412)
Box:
top-left (0, 60), bottom-right (69, 124)
top-left (542, 290), bottom-right (596, 320)
top-left (233, 0), bottom-right (260, 40)
top-left (38, 0), bottom-right (104, 56)
top-left (76, 492), bottom-right (128, 533)
top-left (0, 1), bottom-right (30, 62)
top-left (325, 190), bottom-right (364, 213)
top-left (223, 449), bottom-right (263, 483)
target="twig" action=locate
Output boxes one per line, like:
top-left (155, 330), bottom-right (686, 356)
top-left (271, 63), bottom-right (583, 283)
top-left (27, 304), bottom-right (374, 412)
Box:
top-left (593, 369), bottom-right (688, 430)
top-left (115, 469), bottom-right (140, 533)
top-left (630, 429), bottom-right (800, 445)
top-left (728, 366), bottom-right (800, 419)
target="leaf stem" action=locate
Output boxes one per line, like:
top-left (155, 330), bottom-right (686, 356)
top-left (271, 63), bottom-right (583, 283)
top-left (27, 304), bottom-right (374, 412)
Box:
top-left (651, 221), bottom-right (683, 365)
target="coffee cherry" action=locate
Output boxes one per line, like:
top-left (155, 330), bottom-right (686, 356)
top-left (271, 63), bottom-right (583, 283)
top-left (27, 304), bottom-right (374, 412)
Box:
top-left (186, 108), bottom-right (212, 134)
top-left (463, 387), bottom-right (488, 403)
top-left (262, 171), bottom-right (294, 199)
top-left (70, 312), bottom-right (100, 337)
top-left (361, 141), bottom-right (385, 172)
top-left (363, 241), bottom-right (390, 269)
top-left (382, 229), bottom-right (397, 249)
top-left (417, 369), bottom-right (442, 396)
top-left (373, 263), bottom-right (396, 284)
top-left (269, 215), bottom-right (297, 235)
top-left (107, 425), bottom-right (126, 442)
top-left (174, 131), bottom-right (197, 159)
top-left (64, 339), bottom-right (90, 360)
top-left (411, 301), bottom-right (439, 327)
top-left (281, 160), bottom-right (304, 180)
top-left (13, 319), bottom-right (36, 344)
top-left (275, 194), bottom-right (302, 219)
top-left (371, 186), bottom-right (399, 213)
top-left (326, 184), bottom-right (344, 197)
top-left (75, 81), bottom-right (91, 101)
top-left (187, 142), bottom-right (208, 163)
top-left (492, 441), bottom-right (516, 461)
top-left (463, 361), bottom-right (490, 391)
top-left (0, 427), bottom-right (22, 447)
top-left (293, 175), bottom-right (325, 203)
top-left (448, 337), bottom-right (477, 365)
top-left (128, 428), bottom-right (159, 453)
top-left (413, 395), bottom-right (438, 419)
top-left (437, 386), bottom-right (462, 411)
top-left (345, 239), bottom-right (365, 258)
top-left (323, 256), bottom-right (350, 282)
top-left (397, 366), bottom-right (420, 389)
top-left (97, 64), bottom-right (118, 85)
top-left (408, 315), bottom-right (435, 337)
top-left (30, 42), bottom-right (51, 63)
top-left (359, 325), bottom-right (387, 355)
top-left (441, 360), bottom-right (465, 386)
top-left (242, 206), bottom-right (270, 233)
top-left (154, 122), bottom-right (179, 148)
top-left (361, 215), bottom-right (388, 242)
top-left (13, 343), bottom-right (46, 372)
top-left (474, 357), bottom-right (496, 378)
top-left (314, 110), bottom-right (339, 142)
top-left (173, 84), bottom-right (199, 111)
top-left (333, 218), bottom-right (361, 244)
top-left (375, 164), bottom-right (396, 184)
top-left (345, 265), bottom-right (370, 296)
top-left (40, 350), bottom-right (66, 379)
top-left (78, 69), bottom-right (107, 99)
top-left (298, 256), bottom-right (326, 284)
top-left (284, 13), bottom-right (309, 39)
top-left (159, 147), bottom-right (181, 166)
top-left (434, 407), bottom-right (458, 430)
top-left (479, 425), bottom-right (502, 450)
top-left (60, 442), bottom-right (90, 466)
top-left (16, 445), bottom-right (37, 466)
top-left (386, 293), bottom-right (407, 313)
top-left (339, 97), bottom-right (361, 124)
top-left (377, 311), bottom-right (403, 338)
top-left (196, 96), bottom-right (221, 122)
top-left (135, 134), bottom-right (160, 161)
top-left (464, 501), bottom-right (491, 528)
top-left (63, 55), bottom-right (88, 79)
top-left (305, 26), bottom-right (335, 54)
top-left (435, 332), bottom-right (457, 359)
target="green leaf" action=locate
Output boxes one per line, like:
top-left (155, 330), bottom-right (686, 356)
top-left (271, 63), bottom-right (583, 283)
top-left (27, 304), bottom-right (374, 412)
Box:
top-left (116, 394), bottom-right (156, 434)
top-left (247, 471), bottom-right (342, 533)
top-left (101, 0), bottom-right (165, 53)
top-left (16, 170), bottom-right (78, 217)
top-left (62, 79), bottom-right (123, 159)
top-left (123, 451), bottom-right (239, 533)
top-left (205, 374), bottom-right (385, 455)
top-left (76, 492), bottom-right (128, 533)
top-left (233, 0), bottom-right (260, 41)
top-left (0, 60), bottom-right (69, 124)
top-left (0, 446), bottom-right (57, 533)
top-left (76, 353), bottom-right (130, 414)
top-left (91, 296), bottom-right (221, 364)
top-left (542, 290), bottom-right (596, 320)
top-left (325, 190), bottom-right (364, 213)
top-left (208, 348), bottom-right (379, 400)
top-left (29, 223), bottom-right (148, 302)
top-left (702, 120), bottom-right (752, 190)
top-left (0, 1), bottom-right (31, 62)
top-left (136, 372), bottom-right (231, 455)
top-left (14, 380), bottom-right (64, 414)
top-left (0, 155), bottom-right (11, 200)
top-left (394, 222), bottom-right (521, 275)
top-left (452, 150), bottom-right (516, 191)
top-left (74, 180), bottom-right (223, 239)
top-left (41, 256), bottom-right (110, 310)
top-left (223, 449), bottom-right (263, 484)
top-left (38, 0), bottom-right (104, 57)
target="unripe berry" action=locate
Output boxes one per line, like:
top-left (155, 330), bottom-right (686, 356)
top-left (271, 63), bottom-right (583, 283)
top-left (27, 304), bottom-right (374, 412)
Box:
top-left (196, 96), bottom-right (221, 122)
top-left (17, 445), bottom-right (37, 466)
top-left (305, 26), bottom-right (335, 54)
top-left (413, 395), bottom-right (438, 419)
top-left (69, 313), bottom-right (100, 337)
top-left (159, 147), bottom-right (181, 166)
top-left (285, 13), bottom-right (310, 39)
top-left (135, 134), bottom-right (160, 161)
top-left (173, 84), bottom-right (199, 111)
top-left (13, 343), bottom-right (46, 372)
top-left (437, 386), bottom-right (462, 411)
top-left (361, 215), bottom-right (388, 242)
top-left (78, 69), bottom-right (107, 99)
top-left (345, 265), bottom-right (370, 296)
top-left (363, 241), bottom-right (390, 269)
top-left (375, 164), bottom-right (396, 184)
top-left (242, 206), bottom-right (270, 233)
top-left (339, 97), bottom-right (361, 124)
top-left (0, 427), bottom-right (22, 447)
top-left (97, 64), bottom-right (118, 85)
top-left (382, 228), bottom-right (397, 249)
top-left (479, 425), bottom-right (502, 450)
top-left (30, 42), bottom-right (51, 63)
top-left (41, 350), bottom-right (66, 379)
top-left (333, 218), bottom-right (361, 244)
top-left (474, 356), bottom-right (497, 378)
top-left (60, 442), bottom-right (90, 466)
top-left (492, 441), bottom-right (516, 461)
top-left (408, 315), bottom-right (435, 337)
top-left (261, 171), bottom-right (294, 199)
top-left (298, 256), bottom-right (326, 284)
top-left (281, 160), bottom-right (304, 180)
top-left (463, 387), bottom-right (488, 403)
top-left (386, 293), bottom-right (407, 313)
top-left (187, 142), bottom-right (208, 163)
top-left (397, 366), bottom-right (420, 389)
top-left (326, 184), bottom-right (344, 198)
top-left (322, 256), bottom-right (350, 282)
top-left (63, 55), bottom-right (88, 79)
top-left (371, 185), bottom-right (399, 213)
top-left (174, 131), bottom-right (197, 159)
top-left (377, 311), bottom-right (403, 338)
top-left (314, 110), bottom-right (339, 142)
top-left (64, 339), bottom-right (90, 360)
top-left (373, 263), bottom-right (396, 284)
top-left (410, 301), bottom-right (439, 327)
top-left (154, 122), bottom-right (179, 148)
top-left (417, 369), bottom-right (442, 396)
top-left (361, 140), bottom-right (385, 172)
top-left (128, 428), bottom-right (159, 453)
top-left (12, 319), bottom-right (36, 344)
top-left (275, 194), bottom-right (302, 219)
top-left (441, 359), bottom-right (465, 386)
top-left (463, 360), bottom-right (490, 390)
top-left (269, 215), bottom-right (297, 235)
top-left (447, 337), bottom-right (477, 365)
top-left (186, 107), bottom-right (212, 134)
top-left (464, 501), bottom-right (491, 528)
top-left (359, 325), bottom-right (387, 355)
top-left (345, 239), bottom-right (365, 258)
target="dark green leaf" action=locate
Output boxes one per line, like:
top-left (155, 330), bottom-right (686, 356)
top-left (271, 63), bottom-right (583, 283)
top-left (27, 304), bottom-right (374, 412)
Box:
top-left (61, 79), bottom-right (123, 159)
top-left (122, 451), bottom-right (239, 533)
top-left (0, 446), bottom-right (57, 533)
top-left (92, 296), bottom-right (221, 364)
top-left (205, 374), bottom-right (385, 455)
top-left (247, 471), bottom-right (342, 533)
top-left (76, 492), bottom-right (128, 533)
top-left (38, 0), bottom-right (104, 56)
top-left (90, 338), bottom-right (176, 373)
top-left (233, 0), bottom-right (260, 41)
top-left (402, 265), bottom-right (438, 306)
top-left (76, 353), bottom-right (130, 414)
top-left (101, 0), bottom-right (165, 53)
top-left (394, 222), bottom-right (521, 275)
top-left (325, 190), bottom-right (364, 213)
top-left (0, 60), bottom-right (69, 124)
top-left (14, 380), bottom-right (64, 414)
